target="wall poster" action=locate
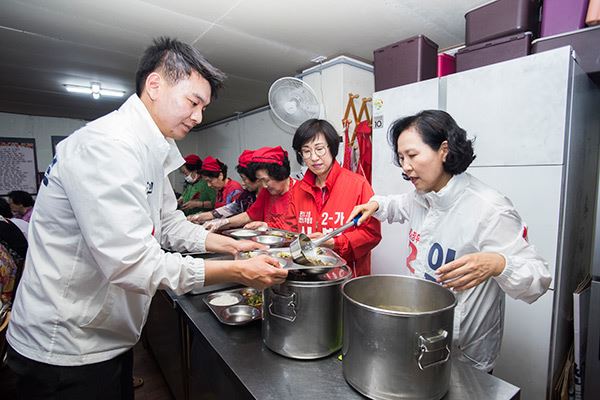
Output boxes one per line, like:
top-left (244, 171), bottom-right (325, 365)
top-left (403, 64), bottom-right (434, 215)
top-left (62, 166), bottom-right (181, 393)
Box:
top-left (0, 137), bottom-right (39, 196)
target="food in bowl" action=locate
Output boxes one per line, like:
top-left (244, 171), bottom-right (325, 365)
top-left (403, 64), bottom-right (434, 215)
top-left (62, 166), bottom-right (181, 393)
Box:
top-left (276, 251), bottom-right (292, 259)
top-left (209, 294), bottom-right (241, 306)
top-left (247, 293), bottom-right (263, 308)
top-left (305, 257), bottom-right (334, 266)
top-left (230, 229), bottom-right (259, 238)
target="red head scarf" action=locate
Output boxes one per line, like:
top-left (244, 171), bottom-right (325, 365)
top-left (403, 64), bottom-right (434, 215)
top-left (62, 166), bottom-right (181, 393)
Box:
top-left (251, 146), bottom-right (287, 166)
top-left (183, 154), bottom-right (202, 167)
top-left (237, 150), bottom-right (255, 168)
top-left (202, 156), bottom-right (222, 172)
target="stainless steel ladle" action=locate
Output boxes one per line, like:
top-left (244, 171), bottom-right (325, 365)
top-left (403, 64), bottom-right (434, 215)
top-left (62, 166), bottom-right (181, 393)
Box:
top-left (289, 214), bottom-right (361, 264)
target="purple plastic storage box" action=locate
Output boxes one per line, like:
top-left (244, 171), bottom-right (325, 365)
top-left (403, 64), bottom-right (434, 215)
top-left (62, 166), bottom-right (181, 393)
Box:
top-left (437, 54), bottom-right (456, 77)
top-left (541, 0), bottom-right (589, 37)
top-left (465, 0), bottom-right (540, 46)
top-left (456, 32), bottom-right (532, 72)
top-left (532, 25), bottom-right (600, 85)
top-left (373, 35), bottom-right (438, 91)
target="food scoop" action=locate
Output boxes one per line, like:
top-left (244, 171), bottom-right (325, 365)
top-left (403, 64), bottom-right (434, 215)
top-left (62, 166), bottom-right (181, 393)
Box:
top-left (289, 214), bottom-right (361, 265)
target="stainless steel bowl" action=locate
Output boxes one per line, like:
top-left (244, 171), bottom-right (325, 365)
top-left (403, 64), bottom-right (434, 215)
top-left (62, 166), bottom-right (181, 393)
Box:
top-left (253, 235), bottom-right (286, 246)
top-left (220, 305), bottom-right (260, 325)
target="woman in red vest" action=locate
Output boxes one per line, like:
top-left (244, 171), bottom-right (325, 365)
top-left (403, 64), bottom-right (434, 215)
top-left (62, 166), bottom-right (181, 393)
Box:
top-left (200, 156), bottom-right (243, 208)
top-left (287, 119), bottom-right (381, 277)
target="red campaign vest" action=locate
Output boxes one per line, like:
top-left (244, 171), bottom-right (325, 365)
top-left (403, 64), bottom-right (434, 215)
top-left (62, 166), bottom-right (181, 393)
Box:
top-left (288, 162), bottom-right (381, 277)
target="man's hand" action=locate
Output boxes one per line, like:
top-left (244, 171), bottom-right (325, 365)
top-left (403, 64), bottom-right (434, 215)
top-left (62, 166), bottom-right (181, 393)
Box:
top-left (234, 239), bottom-right (267, 253)
top-left (205, 232), bottom-right (266, 255)
top-left (435, 252), bottom-right (505, 291)
top-left (236, 255), bottom-right (288, 289)
top-left (204, 255), bottom-right (288, 290)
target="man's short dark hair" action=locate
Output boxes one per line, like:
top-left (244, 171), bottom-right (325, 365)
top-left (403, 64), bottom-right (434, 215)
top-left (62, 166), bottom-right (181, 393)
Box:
top-left (8, 191), bottom-right (34, 208)
top-left (136, 37), bottom-right (226, 99)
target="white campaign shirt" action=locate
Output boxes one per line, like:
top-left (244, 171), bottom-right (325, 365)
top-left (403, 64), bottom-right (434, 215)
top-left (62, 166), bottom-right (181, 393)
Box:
top-left (7, 95), bottom-right (209, 366)
top-left (372, 172), bottom-right (551, 371)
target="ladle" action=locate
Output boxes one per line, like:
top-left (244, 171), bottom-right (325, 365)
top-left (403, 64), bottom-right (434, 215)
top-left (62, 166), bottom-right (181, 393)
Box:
top-left (290, 214), bottom-right (361, 264)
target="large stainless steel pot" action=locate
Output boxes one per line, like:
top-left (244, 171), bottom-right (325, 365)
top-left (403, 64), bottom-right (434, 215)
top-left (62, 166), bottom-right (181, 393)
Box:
top-left (262, 266), bottom-right (352, 359)
top-left (342, 275), bottom-right (456, 400)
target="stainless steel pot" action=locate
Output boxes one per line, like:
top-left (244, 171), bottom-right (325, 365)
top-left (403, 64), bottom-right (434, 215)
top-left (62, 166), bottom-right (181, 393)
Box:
top-left (342, 275), bottom-right (456, 400)
top-left (262, 266), bottom-right (352, 359)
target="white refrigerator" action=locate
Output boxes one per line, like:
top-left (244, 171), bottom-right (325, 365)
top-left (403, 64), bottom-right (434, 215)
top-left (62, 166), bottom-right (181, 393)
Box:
top-left (371, 47), bottom-right (600, 399)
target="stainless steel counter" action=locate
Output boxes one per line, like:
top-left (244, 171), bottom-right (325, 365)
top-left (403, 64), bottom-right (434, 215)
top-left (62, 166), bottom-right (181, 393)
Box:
top-left (176, 292), bottom-right (521, 400)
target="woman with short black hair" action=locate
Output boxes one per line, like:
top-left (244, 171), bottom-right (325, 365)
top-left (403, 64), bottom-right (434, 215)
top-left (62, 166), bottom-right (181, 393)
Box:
top-left (349, 110), bottom-right (552, 372)
top-left (286, 119), bottom-right (381, 277)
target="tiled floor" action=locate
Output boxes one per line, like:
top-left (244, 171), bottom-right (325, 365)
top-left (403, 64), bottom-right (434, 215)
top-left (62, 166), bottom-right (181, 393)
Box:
top-left (0, 341), bottom-right (174, 400)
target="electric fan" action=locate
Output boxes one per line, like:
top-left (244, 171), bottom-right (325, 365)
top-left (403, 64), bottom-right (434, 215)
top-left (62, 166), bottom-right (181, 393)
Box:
top-left (268, 77), bottom-right (321, 128)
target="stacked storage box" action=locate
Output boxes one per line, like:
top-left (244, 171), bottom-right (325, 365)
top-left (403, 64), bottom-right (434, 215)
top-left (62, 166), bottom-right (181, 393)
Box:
top-left (540, 0), bottom-right (589, 37)
top-left (456, 0), bottom-right (540, 72)
top-left (437, 54), bottom-right (456, 77)
top-left (373, 35), bottom-right (438, 91)
top-left (532, 25), bottom-right (600, 85)
top-left (532, 0), bottom-right (600, 86)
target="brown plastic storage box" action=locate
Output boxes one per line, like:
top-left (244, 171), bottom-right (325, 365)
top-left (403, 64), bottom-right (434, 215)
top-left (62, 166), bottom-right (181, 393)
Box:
top-left (456, 32), bottom-right (532, 72)
top-left (465, 0), bottom-right (540, 46)
top-left (373, 35), bottom-right (438, 91)
top-left (532, 25), bottom-right (600, 85)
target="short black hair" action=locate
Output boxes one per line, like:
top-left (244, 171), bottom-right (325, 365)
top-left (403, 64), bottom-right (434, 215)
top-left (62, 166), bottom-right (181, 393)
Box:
top-left (136, 37), bottom-right (226, 99)
top-left (389, 110), bottom-right (475, 175)
top-left (7, 191), bottom-right (34, 208)
top-left (249, 158), bottom-right (291, 181)
top-left (201, 160), bottom-right (228, 179)
top-left (292, 119), bottom-right (341, 165)
top-left (236, 165), bottom-right (257, 182)
top-left (0, 198), bottom-right (12, 218)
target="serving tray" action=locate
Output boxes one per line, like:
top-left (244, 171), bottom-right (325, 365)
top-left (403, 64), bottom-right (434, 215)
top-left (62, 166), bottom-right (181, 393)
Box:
top-left (236, 247), bottom-right (346, 274)
top-left (221, 228), bottom-right (299, 247)
top-left (203, 287), bottom-right (263, 326)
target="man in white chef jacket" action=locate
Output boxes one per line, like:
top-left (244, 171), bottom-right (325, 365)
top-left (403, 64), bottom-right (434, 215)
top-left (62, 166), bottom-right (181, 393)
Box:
top-left (5, 37), bottom-right (288, 399)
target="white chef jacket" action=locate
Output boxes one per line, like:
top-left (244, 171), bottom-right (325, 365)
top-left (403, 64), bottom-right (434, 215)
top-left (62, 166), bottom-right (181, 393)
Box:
top-left (371, 172), bottom-right (551, 371)
top-left (7, 95), bottom-right (209, 366)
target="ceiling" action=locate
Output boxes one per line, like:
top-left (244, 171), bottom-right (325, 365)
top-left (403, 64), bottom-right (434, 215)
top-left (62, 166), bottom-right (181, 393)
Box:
top-left (0, 0), bottom-right (487, 125)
